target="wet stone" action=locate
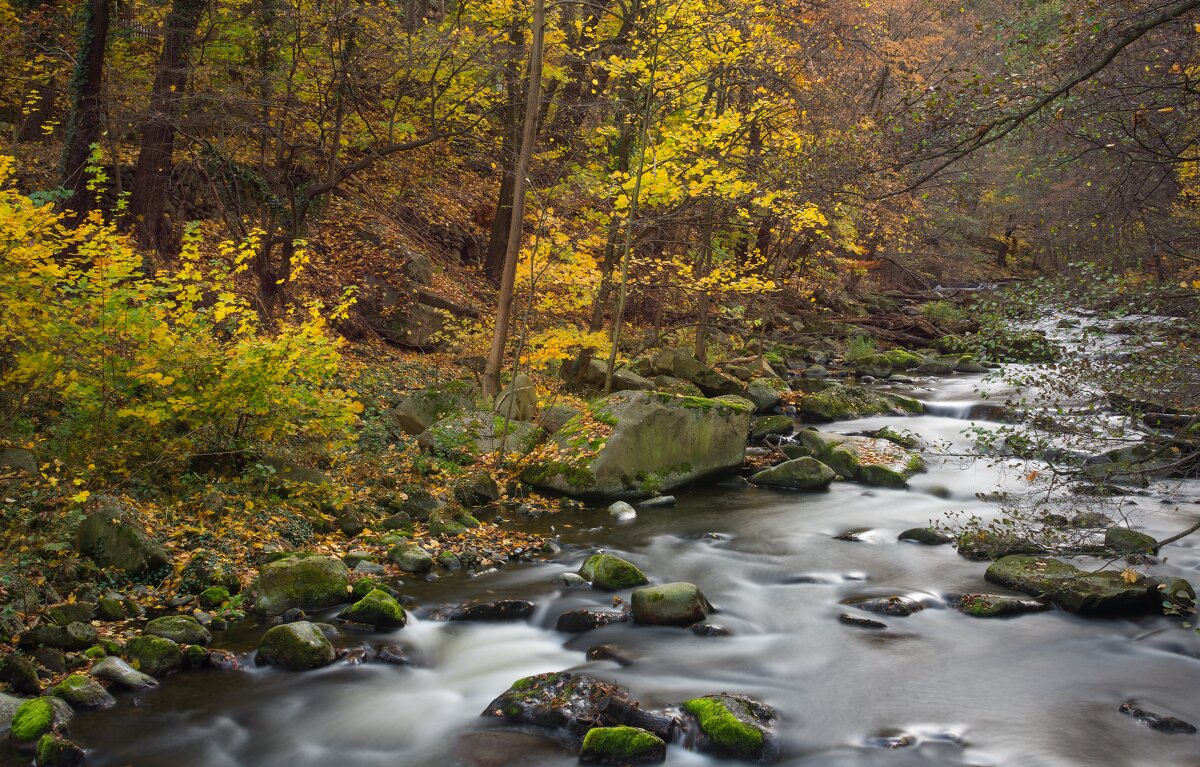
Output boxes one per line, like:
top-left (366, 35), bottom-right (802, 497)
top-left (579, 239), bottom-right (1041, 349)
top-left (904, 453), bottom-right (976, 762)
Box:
top-left (1119, 702), bottom-right (1197, 734)
top-left (556, 609), bottom-right (629, 633)
top-left (843, 596), bottom-right (925, 617)
top-left (839, 613), bottom-right (887, 630)
top-left (586, 644), bottom-right (635, 666)
top-left (429, 600), bottom-right (535, 622)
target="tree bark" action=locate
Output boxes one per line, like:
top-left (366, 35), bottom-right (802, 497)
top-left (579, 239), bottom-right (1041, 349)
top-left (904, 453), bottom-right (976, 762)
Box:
top-left (59, 0), bottom-right (111, 221)
top-left (129, 0), bottom-right (207, 253)
top-left (484, 21), bottom-right (526, 283)
top-left (482, 0), bottom-right (545, 399)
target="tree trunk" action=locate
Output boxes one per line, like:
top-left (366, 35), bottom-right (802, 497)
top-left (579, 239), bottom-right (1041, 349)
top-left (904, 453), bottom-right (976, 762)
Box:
top-left (129, 0), bottom-right (207, 253)
top-left (60, 0), bottom-right (111, 221)
top-left (483, 21), bottom-right (526, 283)
top-left (482, 0), bottom-right (545, 399)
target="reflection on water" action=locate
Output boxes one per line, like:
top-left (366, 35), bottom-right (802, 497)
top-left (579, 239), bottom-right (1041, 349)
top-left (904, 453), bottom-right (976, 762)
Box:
top-left (48, 370), bottom-right (1200, 767)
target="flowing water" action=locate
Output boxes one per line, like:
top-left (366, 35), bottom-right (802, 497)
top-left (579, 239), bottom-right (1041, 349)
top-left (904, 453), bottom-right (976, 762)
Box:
top-left (38, 365), bottom-right (1200, 767)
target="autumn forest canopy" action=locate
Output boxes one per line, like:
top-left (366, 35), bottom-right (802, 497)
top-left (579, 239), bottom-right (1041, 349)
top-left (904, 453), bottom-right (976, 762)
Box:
top-left (1, 0), bottom-right (1200, 764)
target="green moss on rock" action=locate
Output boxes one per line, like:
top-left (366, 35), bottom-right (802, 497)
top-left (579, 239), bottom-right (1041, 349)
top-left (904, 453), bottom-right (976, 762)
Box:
top-left (682, 694), bottom-right (774, 761)
top-left (257, 621), bottom-right (336, 670)
top-left (337, 589), bottom-right (407, 628)
top-left (579, 554), bottom-right (649, 591)
top-left (252, 554), bottom-right (350, 617)
top-left (125, 635), bottom-right (184, 676)
top-left (9, 697), bottom-right (72, 751)
top-left (580, 726), bottom-right (666, 764)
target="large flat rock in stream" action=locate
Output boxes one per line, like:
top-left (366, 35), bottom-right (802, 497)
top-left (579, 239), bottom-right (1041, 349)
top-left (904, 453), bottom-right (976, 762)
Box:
top-left (523, 391), bottom-right (752, 499)
top-left (797, 431), bottom-right (925, 488)
top-left (985, 555), bottom-right (1194, 615)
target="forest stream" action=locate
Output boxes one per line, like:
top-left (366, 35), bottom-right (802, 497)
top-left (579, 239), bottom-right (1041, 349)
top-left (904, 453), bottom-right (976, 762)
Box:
top-left (18, 320), bottom-right (1197, 767)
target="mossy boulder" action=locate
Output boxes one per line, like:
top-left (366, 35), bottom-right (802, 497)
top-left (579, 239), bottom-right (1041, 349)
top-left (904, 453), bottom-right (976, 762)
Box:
top-left (388, 542), bottom-right (433, 574)
top-left (580, 726), bottom-right (666, 764)
top-left (750, 415), bottom-right (793, 441)
top-left (525, 390), bottom-right (752, 499)
top-left (956, 531), bottom-right (1046, 561)
top-left (337, 589), bottom-right (407, 629)
top-left (125, 635), bottom-right (183, 676)
top-left (35, 733), bottom-right (85, 767)
top-left (630, 582), bottom-right (711, 626)
top-left (144, 615), bottom-right (212, 646)
top-left (579, 554), bottom-right (649, 591)
top-left (985, 555), bottom-right (1194, 614)
top-left (853, 354), bottom-right (893, 379)
top-left (8, 697), bottom-right (72, 752)
top-left (417, 412), bottom-right (545, 464)
top-left (252, 554), bottom-right (350, 617)
top-left (50, 674), bottom-right (115, 710)
top-left (797, 431), bottom-right (925, 488)
top-left (0, 655), bottom-right (42, 695)
top-left (883, 349), bottom-right (923, 370)
top-left (1105, 528), bottom-right (1158, 555)
top-left (75, 496), bottom-right (171, 574)
top-left (21, 623), bottom-right (97, 652)
top-left (46, 604), bottom-right (95, 626)
top-left (257, 621), bottom-right (336, 670)
top-left (389, 380), bottom-right (478, 435)
top-left (798, 383), bottom-right (923, 423)
top-left (95, 597), bottom-right (126, 621)
top-left (681, 693), bottom-right (776, 762)
top-left (748, 457), bottom-right (835, 491)
top-left (197, 586), bottom-right (231, 611)
top-left (651, 376), bottom-right (704, 397)
top-left (744, 377), bottom-right (789, 413)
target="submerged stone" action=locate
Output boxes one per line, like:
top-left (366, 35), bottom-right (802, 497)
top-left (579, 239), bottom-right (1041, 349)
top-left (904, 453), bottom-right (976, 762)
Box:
top-left (898, 527), bottom-right (952, 545)
top-left (956, 594), bottom-right (1051, 618)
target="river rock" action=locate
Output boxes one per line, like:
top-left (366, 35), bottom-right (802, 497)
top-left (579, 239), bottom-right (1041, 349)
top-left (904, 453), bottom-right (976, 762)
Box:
top-left (144, 615), bottom-right (212, 646)
top-left (50, 674), bottom-right (115, 709)
top-left (898, 527), bottom-right (952, 545)
top-left (125, 635), bottom-right (183, 676)
top-left (579, 554), bottom-right (649, 591)
top-left (88, 657), bottom-right (157, 689)
top-left (1118, 702), bottom-right (1197, 734)
top-left (417, 412), bottom-right (545, 464)
top-left (748, 457), bottom-right (835, 491)
top-left (854, 354), bottom-right (893, 379)
top-left (452, 472), bottom-right (501, 507)
top-left (75, 496), bottom-right (171, 574)
top-left (744, 378), bottom-right (788, 413)
top-left (1105, 528), bottom-right (1158, 555)
top-left (388, 543), bottom-right (434, 574)
top-left (640, 495), bottom-right (676, 508)
top-left (799, 383), bottom-right (923, 423)
top-left (556, 609), bottom-right (629, 633)
top-left (337, 589), bottom-right (407, 628)
top-left (843, 595), bottom-right (924, 617)
top-left (839, 613), bottom-right (887, 629)
top-left (956, 594), bottom-right (1051, 618)
top-left (257, 621), bottom-right (336, 670)
top-left (681, 693), bottom-right (776, 762)
top-left (631, 582), bottom-right (711, 626)
top-left (575, 358), bottom-right (657, 393)
top-left (955, 531), bottom-right (1046, 560)
top-left (651, 375), bottom-right (704, 397)
top-left (985, 555), bottom-right (1194, 614)
top-left (252, 554), bottom-right (350, 617)
top-left (46, 604), bottom-right (95, 626)
top-left (0, 447), bottom-right (37, 476)
top-left (481, 672), bottom-right (637, 737)
top-left (608, 501), bottom-right (637, 521)
top-left (524, 390), bottom-right (752, 499)
top-left (21, 623), bottom-right (96, 652)
top-left (7, 696), bottom-right (72, 752)
top-left (580, 726), bottom-right (666, 764)
top-left (389, 380), bottom-right (478, 435)
top-left (586, 644), bottom-right (636, 666)
top-left (0, 655), bottom-right (42, 695)
top-left (429, 600), bottom-right (535, 622)
top-left (494, 373), bottom-right (538, 421)
top-left (34, 732), bottom-right (85, 767)
top-left (798, 431), bottom-right (925, 487)
top-left (750, 415), bottom-right (793, 441)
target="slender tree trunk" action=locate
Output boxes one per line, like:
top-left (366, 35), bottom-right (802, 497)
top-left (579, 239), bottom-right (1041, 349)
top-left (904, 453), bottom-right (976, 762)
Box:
top-left (60, 0), bottom-right (111, 220)
top-left (484, 21), bottom-right (525, 283)
top-left (483, 0), bottom-right (545, 399)
top-left (129, 0), bottom-right (207, 253)
top-left (16, 0), bottom-right (61, 143)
